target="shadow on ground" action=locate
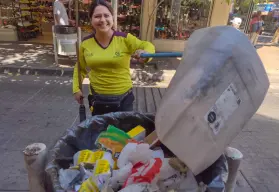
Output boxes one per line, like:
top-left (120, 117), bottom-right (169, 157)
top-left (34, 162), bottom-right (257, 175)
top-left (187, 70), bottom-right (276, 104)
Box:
top-left (0, 42), bottom-right (75, 67)
top-left (0, 42), bottom-right (181, 86)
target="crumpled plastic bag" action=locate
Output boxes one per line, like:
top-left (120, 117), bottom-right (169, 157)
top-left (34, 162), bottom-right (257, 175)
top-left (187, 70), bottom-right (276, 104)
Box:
top-left (118, 183), bottom-right (153, 192)
top-left (117, 143), bottom-right (138, 169)
top-left (128, 143), bottom-right (153, 165)
top-left (195, 154), bottom-right (228, 186)
top-left (117, 142), bottom-right (154, 169)
top-left (206, 175), bottom-right (226, 192)
top-left (110, 163), bottom-right (133, 191)
top-left (58, 169), bottom-right (80, 190)
top-left (123, 158), bottom-right (162, 188)
top-left (157, 159), bottom-right (199, 192)
top-left (151, 148), bottom-right (164, 161)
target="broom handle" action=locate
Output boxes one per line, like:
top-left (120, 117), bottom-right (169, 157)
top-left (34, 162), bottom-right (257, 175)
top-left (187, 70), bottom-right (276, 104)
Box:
top-left (76, 31), bottom-right (83, 105)
top-left (76, 42), bottom-right (82, 91)
top-left (140, 52), bottom-right (183, 58)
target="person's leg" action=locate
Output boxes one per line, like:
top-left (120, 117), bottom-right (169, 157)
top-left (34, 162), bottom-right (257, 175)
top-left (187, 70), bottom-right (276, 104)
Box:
top-left (254, 33), bottom-right (259, 45)
top-left (250, 32), bottom-right (256, 44)
top-left (120, 91), bottom-right (135, 112)
top-left (249, 32), bottom-right (253, 42)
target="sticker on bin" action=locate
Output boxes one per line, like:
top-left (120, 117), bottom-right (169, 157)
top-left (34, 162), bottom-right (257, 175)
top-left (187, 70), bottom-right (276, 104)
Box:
top-left (205, 83), bottom-right (241, 135)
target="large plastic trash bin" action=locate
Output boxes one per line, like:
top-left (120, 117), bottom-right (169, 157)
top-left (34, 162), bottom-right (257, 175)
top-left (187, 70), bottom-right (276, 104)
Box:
top-left (45, 112), bottom-right (228, 192)
top-left (54, 25), bottom-right (78, 56)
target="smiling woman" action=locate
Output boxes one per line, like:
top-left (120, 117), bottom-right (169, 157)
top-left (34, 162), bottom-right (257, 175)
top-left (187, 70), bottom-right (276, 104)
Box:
top-left (72, 0), bottom-right (155, 116)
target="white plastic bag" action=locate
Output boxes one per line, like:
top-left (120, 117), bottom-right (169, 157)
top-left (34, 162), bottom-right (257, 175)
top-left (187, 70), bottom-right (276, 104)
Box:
top-left (110, 163), bottom-right (133, 190)
top-left (118, 183), bottom-right (153, 192)
top-left (129, 143), bottom-right (153, 165)
top-left (58, 169), bottom-right (80, 190)
top-left (158, 159), bottom-right (199, 192)
top-left (117, 143), bottom-right (153, 168)
top-left (117, 143), bottom-right (137, 168)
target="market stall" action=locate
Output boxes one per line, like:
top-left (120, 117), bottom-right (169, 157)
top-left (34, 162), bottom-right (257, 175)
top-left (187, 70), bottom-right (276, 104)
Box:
top-left (13, 0), bottom-right (43, 41)
top-left (0, 1), bottom-right (18, 41)
top-left (1, 0), bottom-right (232, 52)
top-left (148, 0), bottom-right (230, 52)
top-left (117, 0), bottom-right (142, 37)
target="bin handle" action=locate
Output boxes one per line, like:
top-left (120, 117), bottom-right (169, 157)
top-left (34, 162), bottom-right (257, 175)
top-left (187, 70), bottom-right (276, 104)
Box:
top-left (140, 52), bottom-right (183, 58)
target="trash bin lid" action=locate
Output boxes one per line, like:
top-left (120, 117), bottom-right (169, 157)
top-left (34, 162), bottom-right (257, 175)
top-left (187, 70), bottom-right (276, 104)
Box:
top-left (54, 25), bottom-right (77, 34)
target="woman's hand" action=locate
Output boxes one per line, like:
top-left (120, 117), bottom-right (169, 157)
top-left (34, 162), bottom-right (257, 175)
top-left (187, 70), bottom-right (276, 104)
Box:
top-left (74, 91), bottom-right (84, 104)
top-left (69, 19), bottom-right (76, 26)
top-left (132, 49), bottom-right (149, 63)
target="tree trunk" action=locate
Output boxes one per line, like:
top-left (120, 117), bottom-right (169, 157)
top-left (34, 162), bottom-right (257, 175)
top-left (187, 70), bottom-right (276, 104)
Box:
top-left (271, 27), bottom-right (279, 44)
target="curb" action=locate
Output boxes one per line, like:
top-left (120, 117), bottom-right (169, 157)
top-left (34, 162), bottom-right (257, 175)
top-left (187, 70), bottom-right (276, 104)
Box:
top-left (0, 66), bottom-right (74, 77)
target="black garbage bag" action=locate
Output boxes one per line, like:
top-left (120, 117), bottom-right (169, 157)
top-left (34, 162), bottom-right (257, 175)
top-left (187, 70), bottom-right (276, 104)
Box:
top-left (45, 112), bottom-right (228, 192)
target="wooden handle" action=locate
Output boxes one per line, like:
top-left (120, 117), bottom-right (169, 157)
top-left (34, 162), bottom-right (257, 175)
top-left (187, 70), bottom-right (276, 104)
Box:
top-left (76, 41), bottom-right (82, 92)
top-left (140, 52), bottom-right (183, 58)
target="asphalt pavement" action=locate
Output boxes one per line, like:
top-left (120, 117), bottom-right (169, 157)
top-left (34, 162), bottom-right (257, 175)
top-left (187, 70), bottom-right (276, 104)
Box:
top-left (0, 74), bottom-right (82, 191)
top-left (232, 70), bottom-right (279, 192)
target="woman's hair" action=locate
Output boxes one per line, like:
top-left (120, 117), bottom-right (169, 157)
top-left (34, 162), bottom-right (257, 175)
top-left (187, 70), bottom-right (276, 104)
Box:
top-left (89, 0), bottom-right (113, 18)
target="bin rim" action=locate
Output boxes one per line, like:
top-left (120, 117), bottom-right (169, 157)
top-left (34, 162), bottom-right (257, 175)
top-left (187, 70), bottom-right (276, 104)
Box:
top-left (54, 25), bottom-right (77, 34)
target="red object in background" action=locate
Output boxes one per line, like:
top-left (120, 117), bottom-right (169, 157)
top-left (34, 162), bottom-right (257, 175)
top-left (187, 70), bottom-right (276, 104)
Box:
top-left (83, 0), bottom-right (91, 4)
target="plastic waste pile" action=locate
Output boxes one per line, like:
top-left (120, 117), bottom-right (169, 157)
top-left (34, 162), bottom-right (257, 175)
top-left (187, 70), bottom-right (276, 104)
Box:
top-left (58, 124), bottom-right (200, 192)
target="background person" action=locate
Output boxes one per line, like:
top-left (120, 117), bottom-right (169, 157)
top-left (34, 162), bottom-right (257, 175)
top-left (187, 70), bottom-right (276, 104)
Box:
top-left (249, 11), bottom-right (261, 46)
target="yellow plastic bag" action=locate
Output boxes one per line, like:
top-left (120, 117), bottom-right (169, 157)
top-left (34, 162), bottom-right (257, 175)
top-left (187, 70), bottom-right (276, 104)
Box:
top-left (73, 150), bottom-right (105, 166)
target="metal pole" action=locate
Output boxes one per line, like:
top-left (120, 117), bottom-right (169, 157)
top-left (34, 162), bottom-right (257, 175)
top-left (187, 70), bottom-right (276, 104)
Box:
top-left (78, 27), bottom-right (81, 46)
top-left (52, 25), bottom-right (59, 65)
top-left (75, 0), bottom-right (79, 27)
top-left (0, 6), bottom-right (2, 27)
top-left (112, 0), bottom-right (118, 30)
top-left (23, 143), bottom-right (48, 192)
top-left (225, 147), bottom-right (243, 192)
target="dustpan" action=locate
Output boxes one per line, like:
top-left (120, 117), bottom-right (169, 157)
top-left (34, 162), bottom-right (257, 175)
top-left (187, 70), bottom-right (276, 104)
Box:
top-left (153, 26), bottom-right (269, 175)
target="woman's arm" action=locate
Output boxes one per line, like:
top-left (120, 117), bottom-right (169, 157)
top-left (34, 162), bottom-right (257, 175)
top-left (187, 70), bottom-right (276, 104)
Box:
top-left (126, 33), bottom-right (155, 62)
top-left (72, 45), bottom-right (87, 94)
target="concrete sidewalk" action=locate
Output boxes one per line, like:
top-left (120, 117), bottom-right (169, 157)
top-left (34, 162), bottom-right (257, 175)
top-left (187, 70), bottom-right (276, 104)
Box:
top-left (0, 38), bottom-right (276, 78)
top-left (0, 41), bottom-right (179, 87)
top-left (0, 42), bottom-right (75, 76)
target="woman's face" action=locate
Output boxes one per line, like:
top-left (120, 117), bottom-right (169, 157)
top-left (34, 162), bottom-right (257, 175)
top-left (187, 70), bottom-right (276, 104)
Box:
top-left (91, 5), bottom-right (113, 33)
